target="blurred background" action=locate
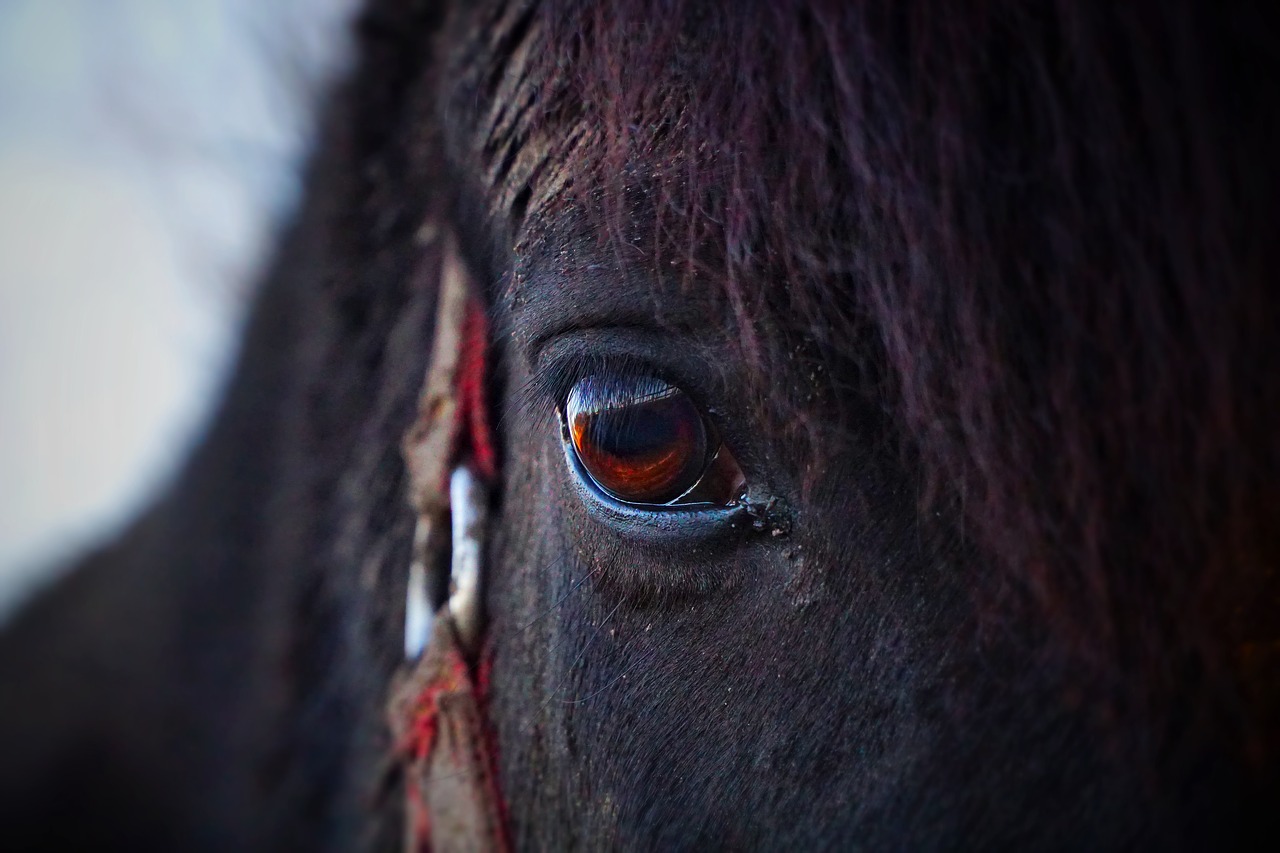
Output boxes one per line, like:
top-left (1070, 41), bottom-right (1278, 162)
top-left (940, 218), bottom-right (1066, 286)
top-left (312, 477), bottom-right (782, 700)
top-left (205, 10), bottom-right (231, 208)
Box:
top-left (0, 0), bottom-right (359, 618)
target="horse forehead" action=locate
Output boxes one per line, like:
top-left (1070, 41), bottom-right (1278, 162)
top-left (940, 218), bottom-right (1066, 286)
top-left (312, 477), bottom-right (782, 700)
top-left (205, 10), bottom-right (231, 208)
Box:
top-left (442, 1), bottom-right (597, 236)
top-left (438, 5), bottom-right (716, 322)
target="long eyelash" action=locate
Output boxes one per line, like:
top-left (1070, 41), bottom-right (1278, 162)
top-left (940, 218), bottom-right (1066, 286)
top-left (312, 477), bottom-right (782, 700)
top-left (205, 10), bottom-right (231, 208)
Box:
top-left (514, 350), bottom-right (660, 427)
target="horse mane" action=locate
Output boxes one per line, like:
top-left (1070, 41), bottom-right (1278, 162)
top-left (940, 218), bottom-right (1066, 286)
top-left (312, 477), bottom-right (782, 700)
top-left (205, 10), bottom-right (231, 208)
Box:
top-left (429, 0), bottom-right (1280, 758)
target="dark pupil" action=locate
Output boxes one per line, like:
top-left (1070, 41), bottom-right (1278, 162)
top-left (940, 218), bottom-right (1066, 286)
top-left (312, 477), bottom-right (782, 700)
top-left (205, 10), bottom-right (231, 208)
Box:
top-left (570, 386), bottom-right (708, 504)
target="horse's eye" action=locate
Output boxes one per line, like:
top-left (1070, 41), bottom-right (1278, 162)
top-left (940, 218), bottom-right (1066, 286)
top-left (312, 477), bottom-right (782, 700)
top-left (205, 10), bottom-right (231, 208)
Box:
top-left (562, 376), bottom-right (745, 507)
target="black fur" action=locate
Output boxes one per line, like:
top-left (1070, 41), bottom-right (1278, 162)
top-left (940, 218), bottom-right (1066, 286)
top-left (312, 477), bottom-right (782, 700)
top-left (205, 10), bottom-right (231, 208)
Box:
top-left (2, 1), bottom-right (1278, 849)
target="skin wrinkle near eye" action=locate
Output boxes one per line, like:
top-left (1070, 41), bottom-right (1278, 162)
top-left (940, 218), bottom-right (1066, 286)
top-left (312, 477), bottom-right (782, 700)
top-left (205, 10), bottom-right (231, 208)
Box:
top-left (504, 206), bottom-right (736, 356)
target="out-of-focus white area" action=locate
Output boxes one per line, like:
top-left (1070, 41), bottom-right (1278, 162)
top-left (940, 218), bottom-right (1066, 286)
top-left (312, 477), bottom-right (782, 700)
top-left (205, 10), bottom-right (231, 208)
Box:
top-left (0, 0), bottom-right (359, 617)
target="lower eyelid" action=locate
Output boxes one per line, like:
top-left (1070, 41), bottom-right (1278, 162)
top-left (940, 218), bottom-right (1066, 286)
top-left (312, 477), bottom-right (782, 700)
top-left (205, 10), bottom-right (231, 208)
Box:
top-left (559, 438), bottom-right (750, 545)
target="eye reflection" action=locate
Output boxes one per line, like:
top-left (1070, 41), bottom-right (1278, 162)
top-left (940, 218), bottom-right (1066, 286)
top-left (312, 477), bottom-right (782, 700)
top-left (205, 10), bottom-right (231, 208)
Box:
top-left (562, 375), bottom-right (746, 507)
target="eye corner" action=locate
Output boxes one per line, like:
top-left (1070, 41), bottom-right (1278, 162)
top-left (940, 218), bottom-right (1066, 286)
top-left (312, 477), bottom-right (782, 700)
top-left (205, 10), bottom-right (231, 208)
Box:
top-left (742, 493), bottom-right (794, 539)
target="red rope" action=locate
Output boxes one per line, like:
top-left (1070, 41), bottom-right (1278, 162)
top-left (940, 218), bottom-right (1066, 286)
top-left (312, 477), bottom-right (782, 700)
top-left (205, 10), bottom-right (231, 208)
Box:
top-left (474, 643), bottom-right (513, 851)
top-left (397, 294), bottom-right (508, 852)
top-left (399, 646), bottom-right (510, 853)
top-left (458, 299), bottom-right (497, 482)
top-left (400, 652), bottom-right (467, 850)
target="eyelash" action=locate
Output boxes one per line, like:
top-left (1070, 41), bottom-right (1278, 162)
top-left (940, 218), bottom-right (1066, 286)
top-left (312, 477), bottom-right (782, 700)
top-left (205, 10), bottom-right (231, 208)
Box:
top-left (517, 351), bottom-right (674, 429)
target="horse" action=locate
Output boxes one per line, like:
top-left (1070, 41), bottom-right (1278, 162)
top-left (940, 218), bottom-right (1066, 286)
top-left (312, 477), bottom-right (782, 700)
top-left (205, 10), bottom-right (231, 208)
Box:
top-left (2, 0), bottom-right (1278, 848)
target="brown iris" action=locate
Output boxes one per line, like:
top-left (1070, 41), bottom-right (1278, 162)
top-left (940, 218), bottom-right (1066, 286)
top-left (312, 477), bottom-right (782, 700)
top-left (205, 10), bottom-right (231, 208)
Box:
top-left (564, 376), bottom-right (745, 506)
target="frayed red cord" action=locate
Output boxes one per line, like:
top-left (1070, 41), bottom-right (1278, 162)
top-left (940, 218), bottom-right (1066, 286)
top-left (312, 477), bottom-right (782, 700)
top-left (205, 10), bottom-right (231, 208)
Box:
top-left (457, 299), bottom-right (497, 482)
top-left (400, 652), bottom-right (469, 851)
top-left (474, 643), bottom-right (513, 852)
top-left (398, 647), bottom-right (510, 853)
top-left (398, 288), bottom-right (507, 851)
top-left (462, 302), bottom-right (509, 848)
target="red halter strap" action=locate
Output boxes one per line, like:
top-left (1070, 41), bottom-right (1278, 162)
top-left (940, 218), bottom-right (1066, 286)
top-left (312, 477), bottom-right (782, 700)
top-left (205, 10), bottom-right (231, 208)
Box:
top-left (387, 227), bottom-right (510, 853)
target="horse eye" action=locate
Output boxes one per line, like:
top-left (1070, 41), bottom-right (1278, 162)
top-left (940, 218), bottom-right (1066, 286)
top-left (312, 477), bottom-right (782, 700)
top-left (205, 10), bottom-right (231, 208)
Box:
top-left (562, 376), bottom-right (746, 507)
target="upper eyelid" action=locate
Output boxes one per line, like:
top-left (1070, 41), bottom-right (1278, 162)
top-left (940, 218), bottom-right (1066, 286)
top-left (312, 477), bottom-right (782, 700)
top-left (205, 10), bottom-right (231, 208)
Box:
top-left (514, 349), bottom-right (661, 428)
top-left (524, 318), bottom-right (669, 367)
top-left (515, 328), bottom-right (734, 452)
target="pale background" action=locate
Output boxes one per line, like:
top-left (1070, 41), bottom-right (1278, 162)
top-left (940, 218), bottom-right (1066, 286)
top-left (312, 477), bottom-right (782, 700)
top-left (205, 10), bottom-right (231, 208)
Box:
top-left (0, 0), bottom-right (359, 617)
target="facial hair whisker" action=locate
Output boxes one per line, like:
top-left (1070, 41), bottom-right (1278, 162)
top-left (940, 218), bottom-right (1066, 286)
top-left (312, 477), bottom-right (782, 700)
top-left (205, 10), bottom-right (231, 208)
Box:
top-left (518, 562), bottom-right (599, 634)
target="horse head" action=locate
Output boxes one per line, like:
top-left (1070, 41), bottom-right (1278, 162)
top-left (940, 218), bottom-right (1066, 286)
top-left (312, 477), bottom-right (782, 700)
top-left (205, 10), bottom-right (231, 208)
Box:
top-left (2, 1), bottom-right (1277, 849)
